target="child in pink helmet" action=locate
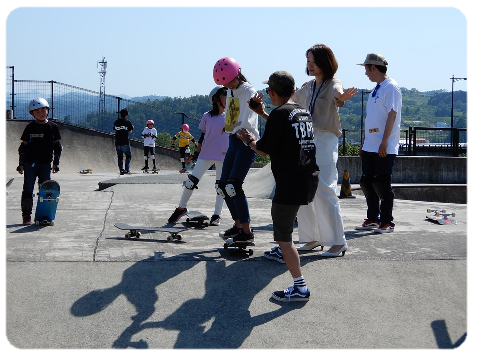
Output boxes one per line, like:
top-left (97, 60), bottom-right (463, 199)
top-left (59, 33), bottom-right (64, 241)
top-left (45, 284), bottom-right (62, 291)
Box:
top-left (171, 124), bottom-right (196, 170)
top-left (141, 119), bottom-right (158, 172)
top-left (212, 57), bottom-right (261, 244)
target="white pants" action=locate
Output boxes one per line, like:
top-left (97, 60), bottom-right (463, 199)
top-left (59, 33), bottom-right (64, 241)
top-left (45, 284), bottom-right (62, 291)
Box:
top-left (297, 130), bottom-right (346, 246)
top-left (179, 159), bottom-right (224, 216)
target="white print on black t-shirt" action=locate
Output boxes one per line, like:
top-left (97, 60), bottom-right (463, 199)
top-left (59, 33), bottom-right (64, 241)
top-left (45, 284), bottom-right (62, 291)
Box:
top-left (114, 126), bottom-right (129, 131)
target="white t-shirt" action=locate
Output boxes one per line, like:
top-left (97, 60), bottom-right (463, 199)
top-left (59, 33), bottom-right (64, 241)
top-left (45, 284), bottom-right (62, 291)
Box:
top-left (362, 78), bottom-right (402, 155)
top-left (224, 81), bottom-right (260, 140)
top-left (141, 127), bottom-right (157, 147)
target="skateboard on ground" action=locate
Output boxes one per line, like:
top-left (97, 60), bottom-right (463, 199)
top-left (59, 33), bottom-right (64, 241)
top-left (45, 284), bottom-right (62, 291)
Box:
top-left (79, 168), bottom-right (93, 174)
top-left (113, 222), bottom-right (186, 241)
top-left (179, 160), bottom-right (196, 173)
top-left (143, 168), bottom-right (160, 174)
top-left (223, 241), bottom-right (255, 256)
top-left (7, 178), bottom-right (14, 196)
top-left (185, 210), bottom-right (209, 227)
top-left (34, 180), bottom-right (60, 226)
top-left (426, 209), bottom-right (457, 225)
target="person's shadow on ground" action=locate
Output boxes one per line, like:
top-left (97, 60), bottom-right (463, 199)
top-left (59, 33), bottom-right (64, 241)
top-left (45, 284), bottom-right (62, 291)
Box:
top-left (71, 250), bottom-right (308, 348)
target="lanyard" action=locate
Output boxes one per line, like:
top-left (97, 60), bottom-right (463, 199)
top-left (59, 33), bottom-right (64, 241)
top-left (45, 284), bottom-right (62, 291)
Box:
top-left (309, 80), bottom-right (326, 115)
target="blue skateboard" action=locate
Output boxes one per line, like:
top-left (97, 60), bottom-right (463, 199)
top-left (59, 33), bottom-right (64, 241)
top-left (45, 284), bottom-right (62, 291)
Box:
top-left (34, 180), bottom-right (60, 226)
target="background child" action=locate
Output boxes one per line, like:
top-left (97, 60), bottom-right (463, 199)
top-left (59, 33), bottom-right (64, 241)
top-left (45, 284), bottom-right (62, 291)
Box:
top-left (141, 119), bottom-right (157, 171)
top-left (171, 124), bottom-right (196, 170)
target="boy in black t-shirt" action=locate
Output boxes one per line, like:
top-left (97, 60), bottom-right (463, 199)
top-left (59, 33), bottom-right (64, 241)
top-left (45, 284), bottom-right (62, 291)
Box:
top-left (17, 98), bottom-right (62, 225)
top-left (113, 108), bottom-right (134, 174)
top-left (236, 71), bottom-right (319, 302)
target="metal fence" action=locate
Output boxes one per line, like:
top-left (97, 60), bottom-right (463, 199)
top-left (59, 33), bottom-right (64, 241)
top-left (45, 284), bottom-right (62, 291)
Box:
top-left (6, 66), bottom-right (203, 142)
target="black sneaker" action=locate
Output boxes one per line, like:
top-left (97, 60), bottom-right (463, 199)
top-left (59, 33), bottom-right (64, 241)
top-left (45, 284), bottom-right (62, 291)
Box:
top-left (271, 286), bottom-right (310, 302)
top-left (227, 230), bottom-right (254, 244)
top-left (219, 224), bottom-right (241, 239)
top-left (168, 207), bottom-right (188, 223)
top-left (209, 214), bottom-right (221, 226)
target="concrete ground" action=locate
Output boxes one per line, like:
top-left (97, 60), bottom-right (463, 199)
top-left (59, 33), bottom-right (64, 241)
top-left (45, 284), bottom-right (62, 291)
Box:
top-left (4, 167), bottom-right (469, 351)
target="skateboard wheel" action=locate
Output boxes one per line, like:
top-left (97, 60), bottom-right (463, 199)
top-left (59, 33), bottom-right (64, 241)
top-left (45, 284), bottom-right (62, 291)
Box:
top-left (248, 249), bottom-right (253, 256)
top-left (452, 213), bottom-right (456, 217)
top-left (176, 234), bottom-right (182, 240)
top-left (49, 221), bottom-right (55, 226)
top-left (35, 220), bottom-right (39, 225)
top-left (167, 235), bottom-right (173, 242)
top-left (125, 233), bottom-right (131, 239)
top-left (56, 197), bottom-right (59, 202)
top-left (136, 231), bottom-right (142, 238)
top-left (39, 197), bottom-right (44, 202)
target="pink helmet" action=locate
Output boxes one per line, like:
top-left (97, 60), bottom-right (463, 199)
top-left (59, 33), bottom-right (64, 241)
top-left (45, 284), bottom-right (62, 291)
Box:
top-left (213, 57), bottom-right (241, 85)
top-left (146, 120), bottom-right (154, 125)
top-left (182, 124), bottom-right (190, 132)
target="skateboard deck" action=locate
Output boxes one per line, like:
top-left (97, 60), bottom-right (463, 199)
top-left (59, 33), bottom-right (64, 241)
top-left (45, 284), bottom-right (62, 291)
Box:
top-left (79, 168), bottom-right (93, 174)
top-left (426, 209), bottom-right (457, 225)
top-left (223, 241), bottom-right (255, 256)
top-left (34, 180), bottom-right (60, 226)
top-left (179, 160), bottom-right (196, 173)
top-left (185, 210), bottom-right (209, 227)
top-left (114, 222), bottom-right (186, 241)
top-left (143, 168), bottom-right (160, 174)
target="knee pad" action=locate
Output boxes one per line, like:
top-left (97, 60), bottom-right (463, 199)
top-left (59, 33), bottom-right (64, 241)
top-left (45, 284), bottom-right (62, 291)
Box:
top-left (180, 157), bottom-right (185, 163)
top-left (151, 155), bottom-right (155, 160)
top-left (372, 175), bottom-right (392, 199)
top-left (359, 175), bottom-right (375, 197)
top-left (144, 155), bottom-right (148, 160)
top-left (184, 174), bottom-right (199, 190)
top-left (225, 179), bottom-right (244, 198)
top-left (216, 180), bottom-right (228, 198)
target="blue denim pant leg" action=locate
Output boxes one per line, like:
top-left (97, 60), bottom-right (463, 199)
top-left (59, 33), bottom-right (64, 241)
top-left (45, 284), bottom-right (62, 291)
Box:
top-left (361, 151), bottom-right (396, 223)
top-left (116, 145), bottom-right (132, 172)
top-left (220, 134), bottom-right (256, 224)
top-left (21, 162), bottom-right (51, 216)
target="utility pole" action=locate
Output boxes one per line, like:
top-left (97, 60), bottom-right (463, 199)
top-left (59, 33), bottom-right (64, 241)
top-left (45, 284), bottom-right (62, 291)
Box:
top-left (98, 56), bottom-right (107, 115)
top-left (450, 75), bottom-right (466, 145)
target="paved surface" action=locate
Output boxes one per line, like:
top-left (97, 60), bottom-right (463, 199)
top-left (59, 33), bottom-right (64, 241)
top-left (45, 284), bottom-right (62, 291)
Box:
top-left (4, 165), bottom-right (469, 351)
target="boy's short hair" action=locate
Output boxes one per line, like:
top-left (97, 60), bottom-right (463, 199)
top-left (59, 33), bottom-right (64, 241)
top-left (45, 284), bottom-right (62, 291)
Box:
top-left (120, 108), bottom-right (129, 117)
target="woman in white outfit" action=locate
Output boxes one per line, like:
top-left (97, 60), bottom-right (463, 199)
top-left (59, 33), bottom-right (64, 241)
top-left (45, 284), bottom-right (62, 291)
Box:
top-left (294, 44), bottom-right (357, 257)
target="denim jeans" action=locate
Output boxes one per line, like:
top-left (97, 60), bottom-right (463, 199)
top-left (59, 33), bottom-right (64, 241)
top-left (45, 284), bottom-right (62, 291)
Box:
top-left (116, 145), bottom-right (132, 172)
top-left (220, 134), bottom-right (256, 224)
top-left (21, 162), bottom-right (51, 216)
top-left (361, 151), bottom-right (396, 223)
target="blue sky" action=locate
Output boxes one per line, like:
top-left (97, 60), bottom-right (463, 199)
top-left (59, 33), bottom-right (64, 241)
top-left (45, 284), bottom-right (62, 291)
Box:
top-left (4, 3), bottom-right (470, 98)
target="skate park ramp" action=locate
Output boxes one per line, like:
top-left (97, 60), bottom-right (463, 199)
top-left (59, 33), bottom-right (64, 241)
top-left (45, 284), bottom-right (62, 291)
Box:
top-left (6, 120), bottom-right (181, 175)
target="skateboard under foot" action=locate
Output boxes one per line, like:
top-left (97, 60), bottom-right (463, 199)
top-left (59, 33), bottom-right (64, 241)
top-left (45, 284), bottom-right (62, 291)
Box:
top-left (114, 223), bottom-right (186, 241)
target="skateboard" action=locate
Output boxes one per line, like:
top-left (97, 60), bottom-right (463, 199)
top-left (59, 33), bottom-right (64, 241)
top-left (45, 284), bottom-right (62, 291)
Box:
top-left (223, 241), bottom-right (255, 256)
top-left (426, 209), bottom-right (457, 225)
top-left (185, 210), bottom-right (209, 227)
top-left (179, 160), bottom-right (196, 173)
top-left (143, 168), bottom-right (160, 174)
top-left (34, 180), bottom-right (60, 226)
top-left (113, 222), bottom-right (186, 241)
top-left (7, 178), bottom-right (14, 196)
top-left (79, 168), bottom-right (93, 174)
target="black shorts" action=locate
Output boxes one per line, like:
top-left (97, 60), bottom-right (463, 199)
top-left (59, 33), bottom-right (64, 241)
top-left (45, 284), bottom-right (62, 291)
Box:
top-left (271, 202), bottom-right (300, 242)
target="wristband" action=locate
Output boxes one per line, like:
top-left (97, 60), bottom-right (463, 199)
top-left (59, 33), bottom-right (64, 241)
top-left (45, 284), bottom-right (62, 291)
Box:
top-left (246, 138), bottom-right (255, 146)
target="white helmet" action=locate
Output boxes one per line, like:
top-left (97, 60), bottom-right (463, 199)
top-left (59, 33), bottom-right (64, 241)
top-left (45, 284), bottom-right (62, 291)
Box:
top-left (209, 85), bottom-right (225, 104)
top-left (29, 97), bottom-right (50, 113)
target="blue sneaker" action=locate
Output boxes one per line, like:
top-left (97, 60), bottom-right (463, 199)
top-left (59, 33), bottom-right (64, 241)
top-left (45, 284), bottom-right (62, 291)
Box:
top-left (272, 286), bottom-right (310, 302)
top-left (264, 246), bottom-right (285, 264)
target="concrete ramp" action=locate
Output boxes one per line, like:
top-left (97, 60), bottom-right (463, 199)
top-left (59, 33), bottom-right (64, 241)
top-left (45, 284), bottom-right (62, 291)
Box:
top-left (6, 120), bottom-right (180, 174)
